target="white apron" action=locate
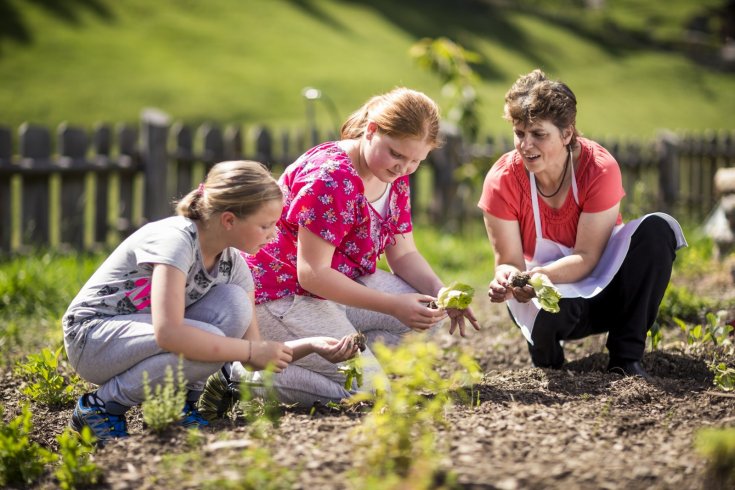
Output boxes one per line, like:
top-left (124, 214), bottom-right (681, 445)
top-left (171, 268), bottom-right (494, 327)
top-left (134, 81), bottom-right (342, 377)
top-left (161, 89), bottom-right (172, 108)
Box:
top-left (508, 162), bottom-right (687, 344)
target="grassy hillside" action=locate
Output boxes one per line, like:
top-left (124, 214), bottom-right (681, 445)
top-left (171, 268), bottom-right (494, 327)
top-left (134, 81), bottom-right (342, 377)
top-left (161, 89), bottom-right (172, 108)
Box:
top-left (0, 0), bottom-right (733, 139)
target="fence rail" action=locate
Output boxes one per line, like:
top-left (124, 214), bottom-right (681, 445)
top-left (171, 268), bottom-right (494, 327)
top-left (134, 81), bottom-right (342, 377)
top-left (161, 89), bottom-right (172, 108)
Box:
top-left (0, 111), bottom-right (733, 254)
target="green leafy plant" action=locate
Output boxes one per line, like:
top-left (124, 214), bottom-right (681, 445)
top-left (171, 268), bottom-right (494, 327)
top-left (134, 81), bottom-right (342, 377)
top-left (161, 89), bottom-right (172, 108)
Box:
top-left (695, 427), bottom-right (735, 489)
top-left (141, 360), bottom-right (187, 433)
top-left (647, 322), bottom-right (663, 351)
top-left (55, 426), bottom-right (101, 490)
top-left (510, 272), bottom-right (563, 313)
top-left (658, 284), bottom-right (713, 327)
top-left (435, 281), bottom-right (475, 310)
top-left (350, 335), bottom-right (481, 488)
top-left (0, 404), bottom-right (56, 487)
top-left (337, 355), bottom-right (363, 390)
top-left (678, 312), bottom-right (734, 347)
top-left (14, 345), bottom-right (80, 407)
top-left (703, 312), bottom-right (734, 346)
top-left (409, 37), bottom-right (482, 140)
top-left (710, 362), bottom-right (735, 392)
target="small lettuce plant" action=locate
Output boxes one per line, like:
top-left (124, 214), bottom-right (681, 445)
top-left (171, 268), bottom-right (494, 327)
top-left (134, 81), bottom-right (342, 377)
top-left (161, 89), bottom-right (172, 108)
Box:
top-left (510, 272), bottom-right (562, 313)
top-left (435, 281), bottom-right (474, 309)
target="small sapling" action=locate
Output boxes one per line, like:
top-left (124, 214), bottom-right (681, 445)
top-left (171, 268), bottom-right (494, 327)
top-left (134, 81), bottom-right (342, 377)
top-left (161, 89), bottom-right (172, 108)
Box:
top-left (338, 331), bottom-right (366, 390)
top-left (509, 271), bottom-right (562, 313)
top-left (338, 357), bottom-right (363, 390)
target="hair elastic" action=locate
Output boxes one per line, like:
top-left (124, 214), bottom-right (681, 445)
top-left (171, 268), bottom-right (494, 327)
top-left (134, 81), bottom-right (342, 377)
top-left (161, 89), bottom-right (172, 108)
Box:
top-left (197, 183), bottom-right (205, 196)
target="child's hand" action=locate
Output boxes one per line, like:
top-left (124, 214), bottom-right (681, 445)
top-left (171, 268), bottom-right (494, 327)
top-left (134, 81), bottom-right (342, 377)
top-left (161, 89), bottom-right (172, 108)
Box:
top-left (391, 293), bottom-right (447, 331)
top-left (310, 335), bottom-right (359, 363)
top-left (446, 306), bottom-right (481, 337)
top-left (247, 340), bottom-right (293, 373)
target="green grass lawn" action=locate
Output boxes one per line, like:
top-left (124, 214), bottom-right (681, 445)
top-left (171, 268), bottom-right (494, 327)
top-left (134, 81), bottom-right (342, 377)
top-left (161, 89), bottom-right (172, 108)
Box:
top-left (0, 0), bottom-right (733, 139)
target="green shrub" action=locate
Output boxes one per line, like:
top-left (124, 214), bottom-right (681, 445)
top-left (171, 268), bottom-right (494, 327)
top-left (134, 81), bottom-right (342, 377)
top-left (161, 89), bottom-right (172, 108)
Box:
top-left (351, 335), bottom-right (481, 488)
top-left (0, 253), bottom-right (101, 320)
top-left (14, 345), bottom-right (80, 407)
top-left (677, 313), bottom-right (734, 347)
top-left (55, 426), bottom-right (101, 490)
top-left (658, 285), bottom-right (713, 326)
top-left (141, 361), bottom-right (187, 433)
top-left (696, 427), bottom-right (735, 489)
top-left (0, 404), bottom-right (56, 487)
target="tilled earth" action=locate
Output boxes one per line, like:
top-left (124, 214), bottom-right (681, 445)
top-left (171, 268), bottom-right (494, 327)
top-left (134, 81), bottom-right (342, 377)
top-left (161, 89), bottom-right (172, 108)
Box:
top-left (2, 271), bottom-right (735, 489)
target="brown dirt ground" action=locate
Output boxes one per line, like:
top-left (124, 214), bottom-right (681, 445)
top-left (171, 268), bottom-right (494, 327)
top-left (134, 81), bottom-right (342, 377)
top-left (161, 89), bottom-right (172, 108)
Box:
top-left (2, 263), bottom-right (735, 490)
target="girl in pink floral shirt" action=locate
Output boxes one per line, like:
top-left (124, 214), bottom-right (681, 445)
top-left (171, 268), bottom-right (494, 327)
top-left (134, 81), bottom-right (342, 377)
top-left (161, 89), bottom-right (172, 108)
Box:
top-left (249, 140), bottom-right (414, 302)
top-left (227, 88), bottom-right (480, 406)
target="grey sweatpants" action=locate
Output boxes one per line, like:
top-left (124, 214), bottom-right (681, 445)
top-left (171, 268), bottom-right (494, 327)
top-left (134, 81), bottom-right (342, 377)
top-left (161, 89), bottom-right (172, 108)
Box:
top-left (64, 284), bottom-right (251, 408)
top-left (237, 270), bottom-right (432, 406)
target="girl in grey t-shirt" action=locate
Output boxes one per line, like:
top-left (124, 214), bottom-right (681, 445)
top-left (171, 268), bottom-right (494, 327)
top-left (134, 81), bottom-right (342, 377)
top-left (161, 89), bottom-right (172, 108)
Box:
top-left (64, 161), bottom-right (358, 444)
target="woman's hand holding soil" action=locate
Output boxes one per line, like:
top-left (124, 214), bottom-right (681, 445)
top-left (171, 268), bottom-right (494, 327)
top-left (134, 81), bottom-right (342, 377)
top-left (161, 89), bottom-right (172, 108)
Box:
top-left (489, 268), bottom-right (535, 303)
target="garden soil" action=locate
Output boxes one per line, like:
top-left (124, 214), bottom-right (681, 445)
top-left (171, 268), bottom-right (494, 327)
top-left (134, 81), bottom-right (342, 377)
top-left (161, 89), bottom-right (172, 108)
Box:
top-left (2, 264), bottom-right (734, 489)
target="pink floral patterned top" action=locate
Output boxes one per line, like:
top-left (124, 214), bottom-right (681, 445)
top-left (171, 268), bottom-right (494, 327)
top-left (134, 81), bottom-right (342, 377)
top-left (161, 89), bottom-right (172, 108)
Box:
top-left (244, 141), bottom-right (413, 304)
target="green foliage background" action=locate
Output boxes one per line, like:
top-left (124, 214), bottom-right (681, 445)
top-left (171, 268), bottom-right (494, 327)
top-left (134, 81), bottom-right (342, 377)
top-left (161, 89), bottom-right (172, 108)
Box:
top-left (0, 0), bottom-right (733, 138)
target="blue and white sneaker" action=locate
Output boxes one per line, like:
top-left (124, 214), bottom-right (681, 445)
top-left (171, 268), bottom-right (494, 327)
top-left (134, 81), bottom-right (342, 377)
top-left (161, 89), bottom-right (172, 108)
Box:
top-left (180, 401), bottom-right (210, 428)
top-left (70, 393), bottom-right (129, 445)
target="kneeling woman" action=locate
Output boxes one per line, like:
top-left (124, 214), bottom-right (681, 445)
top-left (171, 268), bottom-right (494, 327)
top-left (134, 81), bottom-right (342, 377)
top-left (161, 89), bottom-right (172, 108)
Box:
top-left (481, 70), bottom-right (687, 380)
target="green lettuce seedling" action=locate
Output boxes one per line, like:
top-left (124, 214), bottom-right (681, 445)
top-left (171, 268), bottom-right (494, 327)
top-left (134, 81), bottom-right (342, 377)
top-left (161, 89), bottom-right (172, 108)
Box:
top-left (510, 272), bottom-right (562, 313)
top-left (338, 357), bottom-right (363, 390)
top-left (436, 281), bottom-right (475, 310)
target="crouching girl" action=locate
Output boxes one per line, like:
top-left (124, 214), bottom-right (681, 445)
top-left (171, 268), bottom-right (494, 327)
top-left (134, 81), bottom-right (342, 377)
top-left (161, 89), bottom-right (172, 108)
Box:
top-left (63, 160), bottom-right (355, 444)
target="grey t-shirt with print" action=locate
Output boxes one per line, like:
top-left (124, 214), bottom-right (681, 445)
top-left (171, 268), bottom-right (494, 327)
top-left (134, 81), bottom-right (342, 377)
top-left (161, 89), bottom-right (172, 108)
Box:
top-left (62, 216), bottom-right (253, 331)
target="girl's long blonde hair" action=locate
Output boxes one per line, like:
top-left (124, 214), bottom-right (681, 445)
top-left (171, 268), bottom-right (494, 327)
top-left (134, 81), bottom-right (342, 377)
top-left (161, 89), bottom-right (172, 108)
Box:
top-left (176, 160), bottom-right (282, 221)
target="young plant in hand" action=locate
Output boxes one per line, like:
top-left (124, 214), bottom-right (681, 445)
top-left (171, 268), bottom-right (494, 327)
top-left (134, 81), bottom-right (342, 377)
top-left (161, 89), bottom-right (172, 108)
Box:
top-left (509, 271), bottom-right (562, 313)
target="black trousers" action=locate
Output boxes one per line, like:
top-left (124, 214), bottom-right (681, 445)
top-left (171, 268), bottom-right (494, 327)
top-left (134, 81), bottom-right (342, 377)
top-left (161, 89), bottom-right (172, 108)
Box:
top-left (527, 215), bottom-right (678, 368)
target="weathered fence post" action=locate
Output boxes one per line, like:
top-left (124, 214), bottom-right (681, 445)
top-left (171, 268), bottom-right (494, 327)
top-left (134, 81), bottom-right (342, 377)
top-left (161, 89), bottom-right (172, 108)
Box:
top-left (93, 123), bottom-right (112, 246)
top-left (141, 109), bottom-right (170, 222)
top-left (19, 124), bottom-right (52, 248)
top-left (0, 126), bottom-right (12, 253)
top-left (427, 128), bottom-right (463, 228)
top-left (254, 126), bottom-right (274, 169)
top-left (225, 125), bottom-right (243, 161)
top-left (115, 123), bottom-right (140, 238)
top-left (199, 123), bottom-right (224, 168)
top-left (172, 122), bottom-right (194, 200)
top-left (656, 130), bottom-right (680, 215)
top-left (57, 123), bottom-right (90, 250)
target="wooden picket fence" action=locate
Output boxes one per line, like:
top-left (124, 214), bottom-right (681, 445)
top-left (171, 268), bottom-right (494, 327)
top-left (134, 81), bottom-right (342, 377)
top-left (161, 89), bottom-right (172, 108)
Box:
top-left (0, 110), bottom-right (733, 254)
